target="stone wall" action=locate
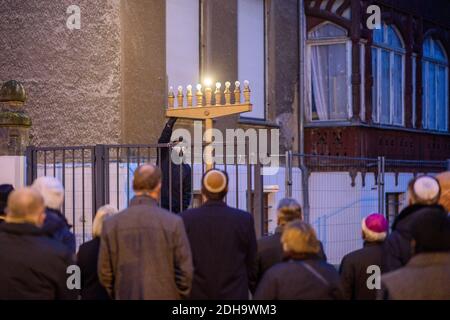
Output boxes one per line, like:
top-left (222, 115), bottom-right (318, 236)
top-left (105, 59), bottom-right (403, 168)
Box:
top-left (0, 0), bottom-right (122, 146)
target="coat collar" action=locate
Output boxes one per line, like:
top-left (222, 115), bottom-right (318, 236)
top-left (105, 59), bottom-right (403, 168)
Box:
top-left (129, 195), bottom-right (158, 207)
top-left (0, 222), bottom-right (45, 236)
top-left (201, 200), bottom-right (228, 208)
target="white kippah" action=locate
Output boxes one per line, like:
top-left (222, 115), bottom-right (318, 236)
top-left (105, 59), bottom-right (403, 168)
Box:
top-left (413, 176), bottom-right (440, 201)
top-left (203, 170), bottom-right (227, 193)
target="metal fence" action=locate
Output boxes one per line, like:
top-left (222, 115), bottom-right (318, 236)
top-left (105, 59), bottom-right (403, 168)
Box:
top-left (25, 145), bottom-right (449, 264)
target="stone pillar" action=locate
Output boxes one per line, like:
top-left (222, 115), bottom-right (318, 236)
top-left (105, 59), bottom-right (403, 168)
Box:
top-left (0, 80), bottom-right (31, 156)
top-left (0, 80), bottom-right (29, 187)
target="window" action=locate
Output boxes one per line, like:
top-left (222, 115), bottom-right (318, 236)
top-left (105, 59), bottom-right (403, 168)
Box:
top-left (422, 37), bottom-right (448, 131)
top-left (386, 192), bottom-right (405, 230)
top-left (372, 24), bottom-right (405, 126)
top-left (306, 22), bottom-right (351, 121)
top-left (166, 0), bottom-right (200, 89)
top-left (238, 0), bottom-right (266, 119)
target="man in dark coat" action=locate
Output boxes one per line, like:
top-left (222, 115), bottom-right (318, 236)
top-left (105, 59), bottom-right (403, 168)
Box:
top-left (98, 164), bottom-right (193, 300)
top-left (180, 169), bottom-right (257, 299)
top-left (158, 117), bottom-right (192, 213)
top-left (256, 198), bottom-right (327, 285)
top-left (0, 187), bottom-right (76, 300)
top-left (383, 175), bottom-right (442, 272)
top-left (32, 176), bottom-right (76, 254)
top-left (254, 220), bottom-right (343, 300)
top-left (339, 213), bottom-right (388, 300)
top-left (380, 206), bottom-right (450, 299)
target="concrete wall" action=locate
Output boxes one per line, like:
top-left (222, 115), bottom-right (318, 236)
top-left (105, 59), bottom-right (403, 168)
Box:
top-left (0, 0), bottom-right (122, 146)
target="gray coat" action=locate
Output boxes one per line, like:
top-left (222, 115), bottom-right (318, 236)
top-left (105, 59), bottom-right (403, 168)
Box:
top-left (379, 252), bottom-right (450, 300)
top-left (98, 195), bottom-right (193, 300)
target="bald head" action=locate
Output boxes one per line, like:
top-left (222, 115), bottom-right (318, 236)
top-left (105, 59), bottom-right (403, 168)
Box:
top-left (133, 164), bottom-right (162, 195)
top-left (436, 171), bottom-right (450, 212)
top-left (201, 169), bottom-right (228, 201)
top-left (6, 187), bottom-right (46, 226)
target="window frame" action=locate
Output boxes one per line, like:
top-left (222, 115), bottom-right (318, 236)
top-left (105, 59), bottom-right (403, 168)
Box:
top-left (371, 24), bottom-right (406, 127)
top-left (422, 38), bottom-right (449, 132)
top-left (306, 22), bottom-right (353, 122)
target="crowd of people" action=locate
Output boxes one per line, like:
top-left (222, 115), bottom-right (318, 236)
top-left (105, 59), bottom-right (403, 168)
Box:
top-left (0, 163), bottom-right (449, 300)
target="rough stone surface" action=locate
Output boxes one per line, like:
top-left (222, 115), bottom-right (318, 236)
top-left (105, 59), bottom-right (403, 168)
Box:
top-left (0, 0), bottom-right (121, 146)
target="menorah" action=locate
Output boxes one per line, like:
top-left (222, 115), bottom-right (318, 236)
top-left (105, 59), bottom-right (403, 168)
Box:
top-left (165, 80), bottom-right (252, 170)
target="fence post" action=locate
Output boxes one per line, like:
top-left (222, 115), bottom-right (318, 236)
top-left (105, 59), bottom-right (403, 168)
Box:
top-left (94, 144), bottom-right (107, 212)
top-left (253, 163), bottom-right (265, 238)
top-left (447, 159), bottom-right (450, 171)
top-left (25, 146), bottom-right (35, 185)
top-left (377, 156), bottom-right (386, 215)
top-left (285, 150), bottom-right (293, 198)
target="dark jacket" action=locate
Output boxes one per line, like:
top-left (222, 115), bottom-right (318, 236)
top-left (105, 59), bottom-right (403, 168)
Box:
top-left (42, 207), bottom-right (76, 254)
top-left (256, 226), bottom-right (327, 283)
top-left (339, 241), bottom-right (384, 300)
top-left (158, 118), bottom-right (192, 213)
top-left (382, 204), bottom-right (442, 272)
top-left (180, 200), bottom-right (258, 300)
top-left (77, 237), bottom-right (109, 300)
top-left (254, 255), bottom-right (343, 300)
top-left (380, 252), bottom-right (450, 300)
top-left (98, 195), bottom-right (193, 300)
top-left (0, 223), bottom-right (77, 300)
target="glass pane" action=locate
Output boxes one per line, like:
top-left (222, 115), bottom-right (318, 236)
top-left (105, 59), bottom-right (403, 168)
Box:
top-left (309, 23), bottom-right (347, 39)
top-left (428, 63), bottom-right (436, 129)
top-left (437, 66), bottom-right (447, 131)
top-left (373, 27), bottom-right (383, 44)
top-left (311, 43), bottom-right (348, 120)
top-left (372, 48), bottom-right (378, 122)
top-left (422, 61), bottom-right (428, 128)
top-left (393, 54), bottom-right (403, 125)
top-left (423, 37), bottom-right (433, 58)
top-left (434, 41), bottom-right (447, 63)
top-left (380, 50), bottom-right (391, 124)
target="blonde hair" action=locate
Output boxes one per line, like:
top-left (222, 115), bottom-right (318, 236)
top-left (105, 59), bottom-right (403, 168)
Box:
top-left (436, 171), bottom-right (450, 213)
top-left (281, 220), bottom-right (320, 255)
top-left (92, 205), bottom-right (118, 237)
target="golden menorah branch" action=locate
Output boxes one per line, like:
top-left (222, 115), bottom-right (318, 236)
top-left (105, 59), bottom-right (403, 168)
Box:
top-left (166, 80), bottom-right (252, 171)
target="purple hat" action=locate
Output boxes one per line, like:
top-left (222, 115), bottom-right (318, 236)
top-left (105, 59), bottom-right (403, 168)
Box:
top-left (362, 213), bottom-right (388, 242)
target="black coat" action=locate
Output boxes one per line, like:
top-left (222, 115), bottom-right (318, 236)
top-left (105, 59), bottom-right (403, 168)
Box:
top-left (0, 223), bottom-right (77, 300)
top-left (256, 226), bottom-right (327, 284)
top-left (77, 237), bottom-right (109, 300)
top-left (180, 200), bottom-right (258, 300)
top-left (339, 241), bottom-right (384, 300)
top-left (382, 204), bottom-right (443, 272)
top-left (158, 118), bottom-right (192, 213)
top-left (254, 256), bottom-right (343, 300)
top-left (42, 208), bottom-right (76, 254)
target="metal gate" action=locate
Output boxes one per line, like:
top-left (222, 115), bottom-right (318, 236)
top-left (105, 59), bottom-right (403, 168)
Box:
top-left (26, 143), bottom-right (266, 246)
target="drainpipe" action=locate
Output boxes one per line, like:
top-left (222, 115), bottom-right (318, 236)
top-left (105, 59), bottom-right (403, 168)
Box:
top-left (298, 0), bottom-right (310, 223)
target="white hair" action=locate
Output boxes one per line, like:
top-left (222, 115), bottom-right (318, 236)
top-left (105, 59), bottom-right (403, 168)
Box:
top-left (92, 204), bottom-right (118, 237)
top-left (31, 176), bottom-right (64, 210)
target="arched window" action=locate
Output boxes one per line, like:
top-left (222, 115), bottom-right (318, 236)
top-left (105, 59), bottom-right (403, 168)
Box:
top-left (422, 37), bottom-right (448, 131)
top-left (371, 24), bottom-right (405, 126)
top-left (306, 22), bottom-right (351, 121)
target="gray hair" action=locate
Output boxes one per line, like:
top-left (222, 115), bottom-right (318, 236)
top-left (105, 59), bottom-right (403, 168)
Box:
top-left (92, 204), bottom-right (118, 237)
top-left (277, 198), bottom-right (303, 225)
top-left (31, 176), bottom-right (64, 210)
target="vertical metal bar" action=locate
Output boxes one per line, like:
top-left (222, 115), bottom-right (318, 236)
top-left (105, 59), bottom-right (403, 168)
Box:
top-left (72, 149), bottom-right (76, 241)
top-left (447, 159), bottom-right (450, 171)
top-left (62, 149), bottom-right (66, 216)
top-left (235, 144), bottom-right (239, 209)
top-left (53, 150), bottom-right (56, 177)
top-left (254, 163), bottom-right (264, 238)
top-left (179, 161), bottom-right (183, 213)
top-left (137, 147), bottom-right (141, 167)
top-left (116, 147), bottom-right (120, 210)
top-left (169, 145), bottom-right (173, 212)
top-left (157, 147), bottom-right (162, 206)
top-left (105, 147), bottom-right (110, 204)
top-left (126, 147), bottom-right (130, 206)
top-left (82, 148), bottom-right (85, 243)
top-left (224, 141), bottom-right (228, 204)
top-left (25, 146), bottom-right (34, 186)
top-left (190, 144), bottom-right (194, 207)
top-left (285, 150), bottom-right (293, 197)
top-left (44, 151), bottom-right (47, 176)
top-left (91, 148), bottom-right (96, 223)
top-left (246, 142), bottom-right (252, 213)
top-left (381, 156), bottom-right (386, 216)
